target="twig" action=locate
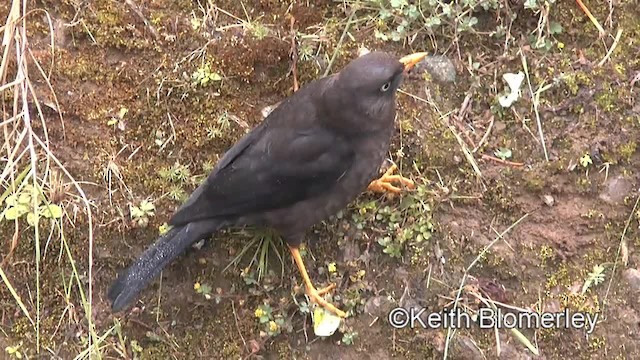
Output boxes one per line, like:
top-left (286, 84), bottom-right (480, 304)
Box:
top-left (481, 154), bottom-right (525, 167)
top-left (289, 15), bottom-right (299, 92)
top-left (323, 7), bottom-right (356, 77)
top-left (443, 213), bottom-right (529, 360)
top-left (453, 91), bottom-right (476, 149)
top-left (231, 301), bottom-right (249, 355)
top-left (473, 115), bottom-right (493, 153)
top-left (602, 193), bottom-right (640, 313)
top-left (124, 0), bottom-right (160, 41)
top-left (520, 48), bottom-right (549, 161)
top-left (575, 0), bottom-right (605, 36)
top-left (597, 28), bottom-right (623, 67)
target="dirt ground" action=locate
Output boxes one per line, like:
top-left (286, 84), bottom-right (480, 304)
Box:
top-left (1, 0), bottom-right (640, 359)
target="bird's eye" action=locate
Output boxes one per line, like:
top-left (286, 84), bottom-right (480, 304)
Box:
top-left (380, 81), bottom-right (391, 92)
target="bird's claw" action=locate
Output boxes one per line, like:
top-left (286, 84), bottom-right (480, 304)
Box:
top-left (306, 283), bottom-right (347, 318)
top-left (316, 283), bottom-right (336, 296)
top-left (367, 164), bottom-right (415, 194)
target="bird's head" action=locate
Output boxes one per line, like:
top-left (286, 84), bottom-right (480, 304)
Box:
top-left (321, 51), bottom-right (427, 134)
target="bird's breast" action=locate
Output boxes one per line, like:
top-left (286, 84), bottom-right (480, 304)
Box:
top-left (265, 128), bottom-right (394, 238)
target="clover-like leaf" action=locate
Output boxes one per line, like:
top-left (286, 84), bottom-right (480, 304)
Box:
top-left (27, 212), bottom-right (38, 227)
top-left (5, 205), bottom-right (29, 220)
top-left (40, 204), bottom-right (63, 219)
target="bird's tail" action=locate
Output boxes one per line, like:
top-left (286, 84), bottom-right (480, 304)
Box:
top-left (108, 220), bottom-right (222, 311)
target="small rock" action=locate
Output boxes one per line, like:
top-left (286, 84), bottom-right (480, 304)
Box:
top-left (599, 175), bottom-right (633, 205)
top-left (542, 194), bottom-right (555, 206)
top-left (415, 55), bottom-right (457, 83)
top-left (365, 296), bottom-right (394, 318)
top-left (623, 268), bottom-right (640, 292)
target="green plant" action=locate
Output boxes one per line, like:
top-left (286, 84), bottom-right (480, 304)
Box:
top-left (374, 184), bottom-right (435, 258)
top-left (494, 147), bottom-right (512, 160)
top-left (158, 222), bottom-right (171, 235)
top-left (341, 330), bottom-right (358, 345)
top-left (130, 200), bottom-right (155, 227)
top-left (194, 282), bottom-right (213, 299)
top-left (206, 112), bottom-right (232, 139)
top-left (159, 161), bottom-right (192, 183)
top-left (191, 62), bottom-right (222, 87)
top-left (581, 264), bottom-right (605, 294)
top-left (167, 185), bottom-right (187, 202)
top-left (356, 0), bottom-right (562, 53)
top-left (1, 184), bottom-right (63, 226)
top-left (361, 0), bottom-right (500, 42)
top-left (580, 153), bottom-right (593, 168)
top-left (254, 303), bottom-right (289, 337)
top-left (226, 229), bottom-right (285, 283)
top-left (107, 107), bottom-right (128, 128)
top-left (5, 342), bottom-right (24, 359)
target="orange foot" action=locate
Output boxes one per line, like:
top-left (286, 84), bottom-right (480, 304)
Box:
top-left (367, 164), bottom-right (415, 194)
top-left (290, 247), bottom-right (347, 318)
top-left (306, 283), bottom-right (346, 318)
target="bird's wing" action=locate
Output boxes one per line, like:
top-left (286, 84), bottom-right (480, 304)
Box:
top-left (168, 122), bottom-right (354, 226)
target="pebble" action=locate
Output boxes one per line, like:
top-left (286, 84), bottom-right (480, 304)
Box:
top-left (599, 175), bottom-right (633, 205)
top-left (623, 268), bottom-right (640, 292)
top-left (414, 55), bottom-right (457, 84)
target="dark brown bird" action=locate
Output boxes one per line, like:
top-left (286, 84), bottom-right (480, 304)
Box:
top-left (108, 51), bottom-right (427, 317)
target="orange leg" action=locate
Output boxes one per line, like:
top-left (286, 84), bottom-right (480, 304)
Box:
top-left (367, 164), bottom-right (415, 194)
top-left (289, 246), bottom-right (347, 318)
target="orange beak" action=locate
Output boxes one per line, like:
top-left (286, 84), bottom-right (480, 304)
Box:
top-left (399, 52), bottom-right (428, 72)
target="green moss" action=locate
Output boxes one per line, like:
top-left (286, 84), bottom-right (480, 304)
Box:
top-left (546, 265), bottom-right (569, 289)
top-left (561, 71), bottom-right (593, 96)
top-left (539, 245), bottom-right (554, 265)
top-left (617, 141), bottom-right (637, 162)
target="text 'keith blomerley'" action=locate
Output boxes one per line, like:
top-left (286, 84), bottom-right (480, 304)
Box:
top-left (387, 307), bottom-right (598, 334)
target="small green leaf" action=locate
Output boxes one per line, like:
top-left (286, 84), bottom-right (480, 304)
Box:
top-left (118, 107), bottom-right (129, 119)
top-left (139, 200), bottom-right (155, 213)
top-left (18, 193), bottom-right (32, 205)
top-left (41, 204), bottom-right (63, 219)
top-left (130, 206), bottom-right (144, 218)
top-left (580, 153), bottom-right (593, 168)
top-left (5, 205), bottom-right (29, 220)
top-left (159, 223), bottom-right (171, 235)
top-left (390, 0), bottom-right (407, 8)
top-left (130, 340), bottom-right (143, 353)
top-left (549, 21), bottom-right (563, 35)
top-left (494, 147), bottom-right (512, 160)
top-left (5, 194), bottom-right (18, 206)
top-left (27, 212), bottom-right (37, 227)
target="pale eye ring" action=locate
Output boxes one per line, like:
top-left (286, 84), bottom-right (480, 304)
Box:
top-left (380, 81), bottom-right (391, 92)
